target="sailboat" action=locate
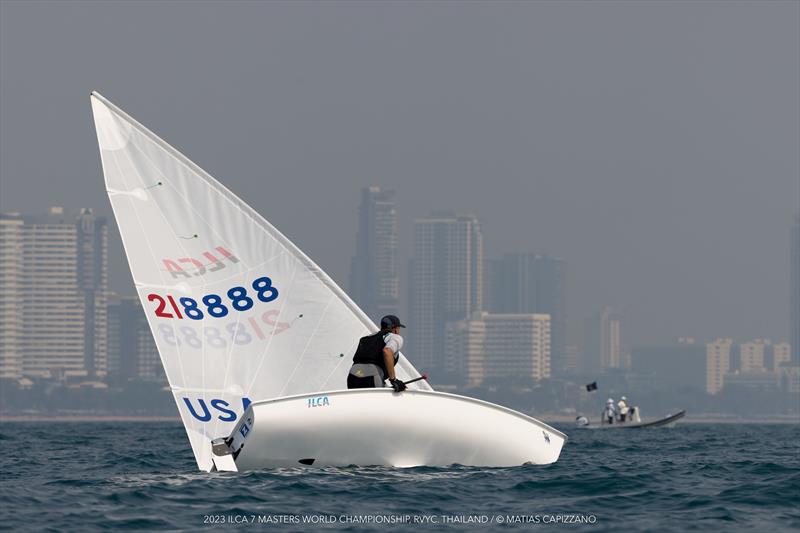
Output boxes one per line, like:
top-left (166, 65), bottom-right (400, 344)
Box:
top-left (90, 92), bottom-right (566, 472)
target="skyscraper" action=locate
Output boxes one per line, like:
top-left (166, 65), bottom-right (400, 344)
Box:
top-left (349, 187), bottom-right (399, 322)
top-left (583, 306), bottom-right (622, 374)
top-left (76, 208), bottom-right (108, 378)
top-left (0, 208), bottom-right (108, 380)
top-left (487, 253), bottom-right (567, 375)
top-left (411, 213), bottom-right (483, 376)
top-left (791, 215), bottom-right (799, 365)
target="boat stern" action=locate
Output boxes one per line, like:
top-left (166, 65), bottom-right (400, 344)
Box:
top-left (210, 408), bottom-right (255, 472)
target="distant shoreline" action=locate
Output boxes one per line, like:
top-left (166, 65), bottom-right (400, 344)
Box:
top-left (0, 415), bottom-right (180, 422)
top-left (537, 414), bottom-right (800, 424)
top-left (1, 414), bottom-right (798, 424)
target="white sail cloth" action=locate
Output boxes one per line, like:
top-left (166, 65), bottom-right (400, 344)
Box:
top-left (91, 92), bottom-right (430, 471)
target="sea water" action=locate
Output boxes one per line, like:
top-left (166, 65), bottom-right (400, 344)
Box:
top-left (1, 422), bottom-right (798, 531)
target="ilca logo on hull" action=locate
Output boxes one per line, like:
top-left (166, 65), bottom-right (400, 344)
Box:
top-left (307, 396), bottom-right (330, 408)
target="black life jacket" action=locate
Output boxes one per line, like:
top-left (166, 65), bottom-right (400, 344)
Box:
top-left (352, 331), bottom-right (390, 376)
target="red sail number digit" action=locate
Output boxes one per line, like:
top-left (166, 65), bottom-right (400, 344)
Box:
top-left (148, 293), bottom-right (174, 318)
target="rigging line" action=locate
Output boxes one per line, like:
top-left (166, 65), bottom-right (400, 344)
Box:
top-left (106, 147), bottom-right (200, 446)
top-left (127, 138), bottom-right (252, 270)
top-left (276, 294), bottom-right (336, 397)
top-left (242, 261), bottom-right (300, 399)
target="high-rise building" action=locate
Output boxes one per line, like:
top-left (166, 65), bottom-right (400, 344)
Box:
top-left (75, 208), bottom-right (108, 378)
top-left (444, 312), bottom-right (550, 386)
top-left (487, 253), bottom-right (567, 375)
top-left (0, 208), bottom-right (108, 380)
top-left (768, 342), bottom-right (791, 372)
top-left (411, 213), bottom-right (483, 375)
top-left (791, 215), bottom-right (799, 365)
top-left (739, 339), bottom-right (768, 373)
top-left (443, 316), bottom-right (486, 386)
top-left (0, 216), bottom-right (24, 379)
top-left (349, 187), bottom-right (399, 322)
top-left (706, 338), bottom-right (732, 394)
top-left (583, 306), bottom-right (623, 373)
top-left (107, 295), bottom-right (162, 382)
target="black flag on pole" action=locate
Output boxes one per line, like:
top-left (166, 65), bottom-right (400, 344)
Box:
top-left (585, 381), bottom-right (598, 392)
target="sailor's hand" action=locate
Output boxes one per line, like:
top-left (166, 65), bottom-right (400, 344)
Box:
top-left (389, 378), bottom-right (407, 392)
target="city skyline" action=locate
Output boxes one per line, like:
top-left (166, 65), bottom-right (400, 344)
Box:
top-left (1, 2), bottom-right (797, 347)
top-left (0, 5), bottom-right (798, 530)
top-left (2, 203), bottom-right (796, 351)
top-left (0, 202), bottom-right (796, 415)
top-left (0, 208), bottom-right (108, 380)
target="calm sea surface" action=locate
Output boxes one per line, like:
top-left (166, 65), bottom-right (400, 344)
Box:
top-left (1, 422), bottom-right (798, 532)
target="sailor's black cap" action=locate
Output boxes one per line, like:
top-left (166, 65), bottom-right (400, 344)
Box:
top-left (380, 315), bottom-right (406, 329)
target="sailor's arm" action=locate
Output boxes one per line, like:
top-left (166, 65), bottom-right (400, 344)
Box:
top-left (383, 348), bottom-right (397, 380)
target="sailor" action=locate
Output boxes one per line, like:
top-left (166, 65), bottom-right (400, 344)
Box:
top-left (618, 396), bottom-right (630, 423)
top-left (602, 398), bottom-right (616, 425)
top-left (347, 315), bottom-right (407, 392)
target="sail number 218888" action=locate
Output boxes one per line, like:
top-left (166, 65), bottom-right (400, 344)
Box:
top-left (146, 276), bottom-right (278, 320)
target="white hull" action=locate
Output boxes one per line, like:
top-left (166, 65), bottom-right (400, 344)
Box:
top-left (212, 389), bottom-right (567, 471)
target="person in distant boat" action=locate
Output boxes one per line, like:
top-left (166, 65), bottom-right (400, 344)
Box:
top-left (347, 315), bottom-right (407, 392)
top-left (602, 398), bottom-right (616, 425)
top-left (617, 396), bottom-right (630, 423)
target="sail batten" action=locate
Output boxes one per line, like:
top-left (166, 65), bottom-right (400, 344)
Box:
top-left (91, 92), bottom-right (430, 471)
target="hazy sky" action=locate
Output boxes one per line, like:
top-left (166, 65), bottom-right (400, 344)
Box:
top-left (1, 1), bottom-right (798, 346)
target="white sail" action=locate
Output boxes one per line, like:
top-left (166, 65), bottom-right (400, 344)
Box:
top-left (90, 92), bottom-right (431, 472)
